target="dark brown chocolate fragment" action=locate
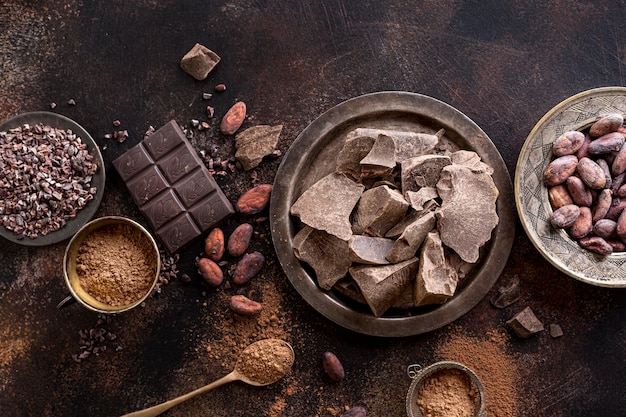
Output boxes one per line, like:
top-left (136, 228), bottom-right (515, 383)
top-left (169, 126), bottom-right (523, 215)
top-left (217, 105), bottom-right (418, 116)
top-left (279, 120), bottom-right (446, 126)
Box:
top-left (113, 120), bottom-right (234, 253)
top-left (506, 306), bottom-right (544, 338)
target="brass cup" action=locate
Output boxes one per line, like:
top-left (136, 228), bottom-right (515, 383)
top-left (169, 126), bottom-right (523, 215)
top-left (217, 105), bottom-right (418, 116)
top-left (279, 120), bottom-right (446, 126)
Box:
top-left (63, 216), bottom-right (160, 313)
top-left (406, 361), bottom-right (486, 417)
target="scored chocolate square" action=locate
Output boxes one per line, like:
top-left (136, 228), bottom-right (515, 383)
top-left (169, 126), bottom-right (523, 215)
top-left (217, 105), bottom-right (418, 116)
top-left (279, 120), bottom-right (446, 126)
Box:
top-left (113, 120), bottom-right (234, 253)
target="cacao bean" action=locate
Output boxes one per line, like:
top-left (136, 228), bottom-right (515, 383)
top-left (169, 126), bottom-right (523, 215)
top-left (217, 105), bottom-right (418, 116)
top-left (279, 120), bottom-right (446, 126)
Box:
top-left (592, 189), bottom-right (613, 223)
top-left (341, 407), bottom-right (367, 417)
top-left (228, 223), bottom-right (253, 257)
top-left (566, 176), bottom-right (593, 207)
top-left (577, 157), bottom-right (606, 189)
top-left (596, 158), bottom-right (613, 189)
top-left (611, 172), bottom-right (626, 193)
top-left (322, 351), bottom-right (345, 382)
top-left (617, 209), bottom-right (626, 239)
top-left (593, 218), bottom-right (618, 239)
top-left (605, 198), bottom-right (626, 220)
top-left (544, 155), bottom-right (578, 186)
top-left (204, 228), bottom-right (225, 261)
top-left (578, 236), bottom-right (613, 256)
top-left (575, 134), bottom-right (592, 159)
top-left (607, 239), bottom-right (626, 252)
top-left (232, 251), bottom-right (265, 285)
top-left (569, 206), bottom-right (593, 239)
top-left (236, 184), bottom-right (273, 214)
top-left (548, 184), bottom-right (573, 209)
top-left (613, 144), bottom-right (626, 176)
top-left (553, 131), bottom-right (585, 156)
top-left (220, 101), bottom-right (246, 135)
top-left (589, 113), bottom-right (624, 138)
top-left (550, 204), bottom-right (580, 228)
top-left (229, 295), bottom-right (262, 315)
top-left (588, 132), bottom-right (625, 155)
top-left (197, 257), bottom-right (223, 287)
top-left (616, 184), bottom-right (626, 198)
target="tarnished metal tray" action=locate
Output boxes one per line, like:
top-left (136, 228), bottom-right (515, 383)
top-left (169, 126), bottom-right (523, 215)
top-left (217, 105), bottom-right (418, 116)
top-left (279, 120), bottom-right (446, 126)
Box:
top-left (270, 91), bottom-right (515, 337)
top-left (0, 111), bottom-right (105, 246)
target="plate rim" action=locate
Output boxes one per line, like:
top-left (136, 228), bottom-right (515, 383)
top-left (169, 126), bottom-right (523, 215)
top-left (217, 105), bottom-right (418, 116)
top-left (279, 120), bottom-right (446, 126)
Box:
top-left (0, 111), bottom-right (106, 247)
top-left (514, 86), bottom-right (626, 288)
top-left (270, 91), bottom-right (516, 337)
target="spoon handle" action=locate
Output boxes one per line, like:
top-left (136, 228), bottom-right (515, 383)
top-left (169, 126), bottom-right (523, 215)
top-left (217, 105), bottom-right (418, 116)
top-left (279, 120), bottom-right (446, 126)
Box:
top-left (120, 371), bottom-right (239, 417)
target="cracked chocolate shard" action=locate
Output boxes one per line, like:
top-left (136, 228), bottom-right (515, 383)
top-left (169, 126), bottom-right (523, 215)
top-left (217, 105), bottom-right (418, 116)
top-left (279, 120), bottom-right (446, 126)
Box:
top-left (234, 124), bottom-right (283, 170)
top-left (413, 231), bottom-right (459, 306)
top-left (436, 164), bottom-right (499, 263)
top-left (293, 226), bottom-right (351, 290)
top-left (490, 274), bottom-right (521, 308)
top-left (350, 258), bottom-right (419, 317)
top-left (401, 155), bottom-right (452, 195)
top-left (386, 209), bottom-right (437, 263)
top-left (507, 307), bottom-right (544, 338)
top-left (384, 202), bottom-right (438, 239)
top-left (405, 186), bottom-right (439, 211)
top-left (348, 235), bottom-right (395, 265)
top-left (290, 173), bottom-right (365, 241)
top-left (346, 128), bottom-right (442, 163)
top-left (180, 43), bottom-right (220, 81)
top-left (359, 134), bottom-right (396, 179)
top-left (450, 150), bottom-right (494, 174)
top-left (113, 120), bottom-right (234, 253)
top-left (336, 134), bottom-right (376, 180)
top-left (353, 185), bottom-right (409, 237)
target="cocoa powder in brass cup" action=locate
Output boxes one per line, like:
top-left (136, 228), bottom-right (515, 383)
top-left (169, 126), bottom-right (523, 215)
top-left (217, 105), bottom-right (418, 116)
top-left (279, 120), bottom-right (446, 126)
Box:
top-left (63, 216), bottom-right (160, 313)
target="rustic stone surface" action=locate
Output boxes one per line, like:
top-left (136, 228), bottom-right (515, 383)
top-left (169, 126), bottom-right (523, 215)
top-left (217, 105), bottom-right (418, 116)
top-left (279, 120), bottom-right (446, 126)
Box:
top-left (436, 164), bottom-right (499, 263)
top-left (359, 134), bottom-right (396, 178)
top-left (293, 226), bottom-right (352, 290)
top-left (353, 185), bottom-right (409, 237)
top-left (406, 186), bottom-right (439, 211)
top-left (336, 133), bottom-right (376, 180)
top-left (180, 43), bottom-right (220, 80)
top-left (413, 231), bottom-right (459, 306)
top-left (386, 210), bottom-right (437, 263)
top-left (350, 258), bottom-right (419, 317)
top-left (348, 235), bottom-right (395, 265)
top-left (235, 124), bottom-right (283, 170)
top-left (401, 154), bottom-right (452, 195)
top-left (291, 173), bottom-right (365, 241)
top-left (507, 306), bottom-right (544, 338)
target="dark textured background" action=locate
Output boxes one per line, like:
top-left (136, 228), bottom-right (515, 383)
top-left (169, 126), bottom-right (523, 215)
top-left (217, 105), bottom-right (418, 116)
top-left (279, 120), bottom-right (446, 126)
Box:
top-left (1, 1), bottom-right (625, 416)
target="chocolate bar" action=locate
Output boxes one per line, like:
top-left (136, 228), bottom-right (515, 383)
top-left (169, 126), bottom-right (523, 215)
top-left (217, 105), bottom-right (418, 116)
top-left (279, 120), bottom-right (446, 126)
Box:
top-left (113, 120), bottom-right (234, 253)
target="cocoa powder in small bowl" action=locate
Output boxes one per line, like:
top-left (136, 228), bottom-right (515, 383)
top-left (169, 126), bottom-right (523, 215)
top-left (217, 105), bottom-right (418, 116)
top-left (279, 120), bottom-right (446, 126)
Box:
top-left (63, 216), bottom-right (160, 313)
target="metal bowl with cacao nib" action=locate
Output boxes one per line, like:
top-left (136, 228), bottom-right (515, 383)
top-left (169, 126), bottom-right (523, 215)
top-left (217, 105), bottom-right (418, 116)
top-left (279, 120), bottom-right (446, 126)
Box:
top-left (0, 112), bottom-right (105, 246)
top-left (270, 91), bottom-right (516, 337)
top-left (516, 86), bottom-right (626, 288)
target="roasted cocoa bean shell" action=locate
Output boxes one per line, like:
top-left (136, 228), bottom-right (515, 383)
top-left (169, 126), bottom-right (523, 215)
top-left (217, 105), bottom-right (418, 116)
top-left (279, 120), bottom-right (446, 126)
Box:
top-left (550, 204), bottom-right (580, 228)
top-left (592, 189), bottom-right (613, 223)
top-left (544, 155), bottom-right (578, 186)
top-left (578, 236), bottom-right (613, 255)
top-left (549, 185), bottom-right (574, 209)
top-left (566, 176), bottom-right (593, 207)
top-left (553, 131), bottom-right (585, 156)
top-left (589, 113), bottom-right (624, 138)
top-left (577, 157), bottom-right (606, 189)
top-left (569, 206), bottom-right (593, 239)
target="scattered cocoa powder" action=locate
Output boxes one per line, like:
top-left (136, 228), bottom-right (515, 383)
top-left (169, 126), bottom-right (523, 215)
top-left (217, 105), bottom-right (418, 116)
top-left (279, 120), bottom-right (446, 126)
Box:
top-left (436, 331), bottom-right (518, 417)
top-left (76, 223), bottom-right (157, 307)
top-left (417, 368), bottom-right (477, 417)
top-left (235, 338), bottom-right (294, 385)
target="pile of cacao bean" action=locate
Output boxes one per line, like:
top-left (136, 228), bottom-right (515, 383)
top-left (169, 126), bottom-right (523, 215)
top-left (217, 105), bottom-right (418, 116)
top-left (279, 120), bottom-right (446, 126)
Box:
top-left (545, 113), bottom-right (626, 255)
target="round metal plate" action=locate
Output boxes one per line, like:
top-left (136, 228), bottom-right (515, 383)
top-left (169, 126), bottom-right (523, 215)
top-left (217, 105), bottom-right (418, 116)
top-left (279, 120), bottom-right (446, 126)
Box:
top-left (270, 91), bottom-right (515, 337)
top-left (0, 111), bottom-right (106, 246)
top-left (515, 86), bottom-right (626, 288)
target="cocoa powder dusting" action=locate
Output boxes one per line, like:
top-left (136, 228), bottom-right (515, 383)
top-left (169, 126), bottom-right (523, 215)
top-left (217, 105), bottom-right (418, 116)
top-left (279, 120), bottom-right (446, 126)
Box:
top-left (76, 223), bottom-right (157, 307)
top-left (235, 339), bottom-right (294, 385)
top-left (436, 330), bottom-right (518, 417)
top-left (417, 368), bottom-right (477, 417)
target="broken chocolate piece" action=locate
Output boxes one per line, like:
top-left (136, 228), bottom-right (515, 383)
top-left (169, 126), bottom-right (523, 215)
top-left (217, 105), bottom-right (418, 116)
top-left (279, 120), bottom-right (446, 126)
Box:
top-left (113, 120), bottom-right (234, 253)
top-left (436, 164), bottom-right (499, 263)
top-left (350, 258), bottom-right (419, 317)
top-left (506, 307), bottom-right (544, 338)
top-left (234, 124), bottom-right (283, 170)
top-left (353, 185), bottom-right (409, 237)
top-left (413, 231), bottom-right (459, 306)
top-left (290, 173), bottom-right (365, 241)
top-left (549, 323), bottom-right (563, 338)
top-left (348, 235), bottom-right (395, 265)
top-left (359, 134), bottom-right (396, 178)
top-left (180, 43), bottom-right (220, 81)
top-left (401, 155), bottom-right (452, 195)
top-left (406, 187), bottom-right (439, 211)
top-left (490, 274), bottom-right (521, 308)
top-left (385, 202), bottom-right (438, 239)
top-left (293, 226), bottom-right (351, 290)
top-left (386, 210), bottom-right (437, 263)
top-left (450, 150), bottom-right (494, 174)
top-left (336, 134), bottom-right (376, 180)
top-left (346, 128), bottom-right (441, 162)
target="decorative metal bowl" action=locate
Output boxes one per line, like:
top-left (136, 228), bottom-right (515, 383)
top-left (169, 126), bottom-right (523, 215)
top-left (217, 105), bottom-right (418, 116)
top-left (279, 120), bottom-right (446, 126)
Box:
top-left (0, 111), bottom-right (105, 246)
top-left (515, 86), bottom-right (626, 287)
top-left (270, 91), bottom-right (516, 337)
top-left (63, 216), bottom-right (160, 313)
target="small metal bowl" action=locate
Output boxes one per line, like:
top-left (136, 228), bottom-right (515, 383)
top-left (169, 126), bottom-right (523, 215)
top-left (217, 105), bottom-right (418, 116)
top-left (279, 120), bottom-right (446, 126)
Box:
top-left (63, 216), bottom-right (160, 313)
top-left (406, 361), bottom-right (486, 417)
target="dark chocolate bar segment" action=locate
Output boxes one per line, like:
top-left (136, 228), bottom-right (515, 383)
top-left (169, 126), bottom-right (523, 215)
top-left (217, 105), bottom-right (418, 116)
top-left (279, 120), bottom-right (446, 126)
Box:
top-left (113, 120), bottom-right (234, 253)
